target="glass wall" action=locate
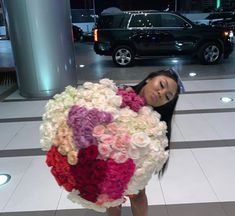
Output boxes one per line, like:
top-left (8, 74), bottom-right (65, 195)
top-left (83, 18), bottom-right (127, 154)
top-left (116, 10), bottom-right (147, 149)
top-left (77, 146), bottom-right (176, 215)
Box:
top-left (0, 5), bottom-right (6, 38)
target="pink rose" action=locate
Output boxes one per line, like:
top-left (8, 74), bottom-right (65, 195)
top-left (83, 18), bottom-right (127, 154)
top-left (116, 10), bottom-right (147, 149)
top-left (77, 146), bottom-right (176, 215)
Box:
top-left (112, 133), bottom-right (130, 151)
top-left (98, 143), bottom-right (112, 158)
top-left (107, 122), bottom-right (119, 134)
top-left (100, 134), bottom-right (116, 145)
top-left (92, 125), bottom-right (105, 137)
top-left (111, 152), bottom-right (128, 163)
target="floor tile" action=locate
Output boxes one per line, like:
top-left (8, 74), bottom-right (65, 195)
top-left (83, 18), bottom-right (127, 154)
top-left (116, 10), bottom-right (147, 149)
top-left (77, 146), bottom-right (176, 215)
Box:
top-left (57, 190), bottom-right (84, 210)
top-left (159, 149), bottom-right (218, 204)
top-left (5, 90), bottom-right (26, 100)
top-left (0, 101), bottom-right (47, 119)
top-left (0, 157), bottom-right (33, 211)
top-left (3, 156), bottom-right (62, 212)
top-left (191, 147), bottom-right (235, 201)
top-left (230, 146), bottom-right (235, 155)
top-left (1, 211), bottom-right (55, 216)
top-left (5, 121), bottom-right (41, 150)
top-left (186, 92), bottom-right (235, 110)
top-left (221, 201), bottom-right (235, 216)
top-left (176, 95), bottom-right (194, 110)
top-left (171, 121), bottom-right (185, 142)
top-left (201, 112), bottom-right (235, 140)
top-left (167, 202), bottom-right (227, 216)
top-left (183, 79), bottom-right (235, 92)
top-left (175, 114), bottom-right (220, 141)
top-left (0, 122), bottom-right (25, 150)
top-left (146, 174), bottom-right (166, 205)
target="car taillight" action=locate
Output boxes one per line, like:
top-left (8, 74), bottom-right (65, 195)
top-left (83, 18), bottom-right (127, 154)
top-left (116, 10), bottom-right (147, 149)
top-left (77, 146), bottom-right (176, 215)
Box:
top-left (94, 29), bottom-right (98, 42)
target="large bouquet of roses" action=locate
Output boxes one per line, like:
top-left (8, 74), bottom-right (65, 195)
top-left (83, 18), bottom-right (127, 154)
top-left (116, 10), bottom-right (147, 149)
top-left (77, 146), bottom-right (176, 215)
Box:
top-left (40, 79), bottom-right (169, 212)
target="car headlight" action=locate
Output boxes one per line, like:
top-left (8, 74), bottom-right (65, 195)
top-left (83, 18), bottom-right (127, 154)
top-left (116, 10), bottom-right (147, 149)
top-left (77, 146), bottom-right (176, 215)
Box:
top-left (229, 31), bottom-right (234, 37)
top-left (224, 31), bottom-right (234, 37)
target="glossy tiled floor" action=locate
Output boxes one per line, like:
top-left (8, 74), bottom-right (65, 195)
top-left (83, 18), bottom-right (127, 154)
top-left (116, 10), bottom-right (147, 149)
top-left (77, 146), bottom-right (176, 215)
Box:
top-left (0, 40), bottom-right (235, 216)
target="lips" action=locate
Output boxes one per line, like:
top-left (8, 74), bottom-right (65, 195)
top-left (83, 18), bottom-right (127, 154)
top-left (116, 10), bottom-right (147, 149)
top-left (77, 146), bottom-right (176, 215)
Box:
top-left (151, 93), bottom-right (158, 103)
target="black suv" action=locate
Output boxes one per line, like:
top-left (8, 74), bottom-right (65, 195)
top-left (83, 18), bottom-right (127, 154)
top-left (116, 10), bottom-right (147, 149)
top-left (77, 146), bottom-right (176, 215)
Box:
top-left (94, 11), bottom-right (234, 67)
top-left (195, 12), bottom-right (235, 31)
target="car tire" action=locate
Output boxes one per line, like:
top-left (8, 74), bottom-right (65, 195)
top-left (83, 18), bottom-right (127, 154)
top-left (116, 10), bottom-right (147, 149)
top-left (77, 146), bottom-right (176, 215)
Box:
top-left (112, 45), bottom-right (135, 67)
top-left (198, 42), bottom-right (223, 65)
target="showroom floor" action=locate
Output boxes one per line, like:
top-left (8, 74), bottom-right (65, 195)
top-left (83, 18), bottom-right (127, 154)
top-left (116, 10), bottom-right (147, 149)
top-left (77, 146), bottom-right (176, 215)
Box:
top-left (0, 40), bottom-right (235, 216)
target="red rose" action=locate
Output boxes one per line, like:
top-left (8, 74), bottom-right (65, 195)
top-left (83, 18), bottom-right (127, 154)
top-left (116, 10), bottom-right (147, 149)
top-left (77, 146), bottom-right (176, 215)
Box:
top-left (47, 146), bottom-right (76, 192)
top-left (80, 184), bottom-right (99, 202)
top-left (91, 160), bottom-right (107, 182)
top-left (85, 145), bottom-right (98, 160)
top-left (46, 146), bottom-right (58, 167)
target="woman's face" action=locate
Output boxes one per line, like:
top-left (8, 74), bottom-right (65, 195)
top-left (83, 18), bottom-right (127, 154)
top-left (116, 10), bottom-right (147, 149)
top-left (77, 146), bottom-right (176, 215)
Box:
top-left (140, 75), bottom-right (178, 107)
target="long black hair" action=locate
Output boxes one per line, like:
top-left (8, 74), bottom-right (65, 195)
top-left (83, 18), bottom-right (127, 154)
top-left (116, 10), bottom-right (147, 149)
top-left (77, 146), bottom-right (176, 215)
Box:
top-left (131, 69), bottom-right (181, 174)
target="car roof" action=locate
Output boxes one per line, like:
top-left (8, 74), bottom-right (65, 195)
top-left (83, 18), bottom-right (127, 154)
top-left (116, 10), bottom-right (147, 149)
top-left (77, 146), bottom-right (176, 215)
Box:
top-left (100, 10), bottom-right (182, 17)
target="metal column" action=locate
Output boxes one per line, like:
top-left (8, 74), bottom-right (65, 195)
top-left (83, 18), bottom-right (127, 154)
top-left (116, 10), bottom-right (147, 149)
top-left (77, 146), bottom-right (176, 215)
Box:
top-left (3, 0), bottom-right (77, 98)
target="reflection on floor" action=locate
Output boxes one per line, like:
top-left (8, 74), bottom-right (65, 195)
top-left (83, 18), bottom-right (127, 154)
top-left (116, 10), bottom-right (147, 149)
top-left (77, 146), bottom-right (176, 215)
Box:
top-left (0, 78), bottom-right (235, 216)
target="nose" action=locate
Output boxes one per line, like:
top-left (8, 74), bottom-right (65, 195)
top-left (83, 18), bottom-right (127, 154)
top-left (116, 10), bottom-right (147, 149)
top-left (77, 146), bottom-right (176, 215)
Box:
top-left (157, 89), bottom-right (166, 99)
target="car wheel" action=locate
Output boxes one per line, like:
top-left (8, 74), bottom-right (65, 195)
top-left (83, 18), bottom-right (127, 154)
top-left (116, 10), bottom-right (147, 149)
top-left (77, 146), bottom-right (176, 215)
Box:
top-left (112, 46), bottom-right (135, 67)
top-left (198, 42), bottom-right (222, 65)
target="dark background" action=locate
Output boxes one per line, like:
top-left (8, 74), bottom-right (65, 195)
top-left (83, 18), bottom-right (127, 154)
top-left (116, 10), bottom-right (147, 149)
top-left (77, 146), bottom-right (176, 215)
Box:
top-left (69, 0), bottom-right (222, 14)
top-left (70, 0), bottom-right (179, 14)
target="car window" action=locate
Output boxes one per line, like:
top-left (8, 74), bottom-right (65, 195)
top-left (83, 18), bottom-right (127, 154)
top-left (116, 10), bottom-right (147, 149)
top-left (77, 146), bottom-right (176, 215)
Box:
top-left (161, 14), bottom-right (185, 27)
top-left (206, 13), bottom-right (233, 19)
top-left (129, 14), bottom-right (147, 27)
top-left (145, 14), bottom-right (161, 27)
top-left (98, 14), bottom-right (128, 28)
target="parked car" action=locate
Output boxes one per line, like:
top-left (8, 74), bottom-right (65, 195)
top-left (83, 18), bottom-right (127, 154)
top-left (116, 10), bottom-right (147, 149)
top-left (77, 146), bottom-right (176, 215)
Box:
top-left (194, 12), bottom-right (235, 30)
top-left (94, 10), bottom-right (234, 67)
top-left (72, 25), bottom-right (84, 42)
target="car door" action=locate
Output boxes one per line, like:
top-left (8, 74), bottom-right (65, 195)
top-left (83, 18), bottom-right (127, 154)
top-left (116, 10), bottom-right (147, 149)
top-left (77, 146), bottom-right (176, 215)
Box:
top-left (127, 14), bottom-right (151, 55)
top-left (147, 13), bottom-right (197, 55)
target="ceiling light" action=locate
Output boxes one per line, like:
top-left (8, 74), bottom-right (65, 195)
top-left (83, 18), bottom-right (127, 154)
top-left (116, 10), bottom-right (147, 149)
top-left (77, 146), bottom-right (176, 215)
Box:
top-left (220, 97), bottom-right (233, 103)
top-left (79, 64), bottom-right (85, 68)
top-left (0, 174), bottom-right (11, 186)
top-left (189, 72), bottom-right (197, 77)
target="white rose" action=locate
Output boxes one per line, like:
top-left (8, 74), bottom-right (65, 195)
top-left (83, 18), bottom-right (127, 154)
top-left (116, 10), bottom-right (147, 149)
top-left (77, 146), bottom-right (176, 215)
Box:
top-left (139, 106), bottom-right (153, 115)
top-left (83, 82), bottom-right (93, 89)
top-left (149, 140), bottom-right (161, 152)
top-left (128, 146), bottom-right (141, 160)
top-left (108, 96), bottom-right (122, 107)
top-left (92, 95), bottom-right (106, 105)
top-left (119, 108), bottom-right (137, 121)
top-left (154, 122), bottom-right (167, 137)
top-left (103, 88), bottom-right (116, 98)
top-left (131, 132), bottom-right (151, 148)
top-left (99, 78), bottom-right (116, 88)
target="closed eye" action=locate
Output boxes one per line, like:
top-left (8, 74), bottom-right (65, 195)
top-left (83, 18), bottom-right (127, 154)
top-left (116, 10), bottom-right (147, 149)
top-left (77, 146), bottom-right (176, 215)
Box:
top-left (166, 92), bottom-right (174, 101)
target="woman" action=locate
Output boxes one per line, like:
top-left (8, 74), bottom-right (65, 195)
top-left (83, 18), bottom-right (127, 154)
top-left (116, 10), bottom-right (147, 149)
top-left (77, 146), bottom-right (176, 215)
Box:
top-left (107, 69), bottom-right (183, 216)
